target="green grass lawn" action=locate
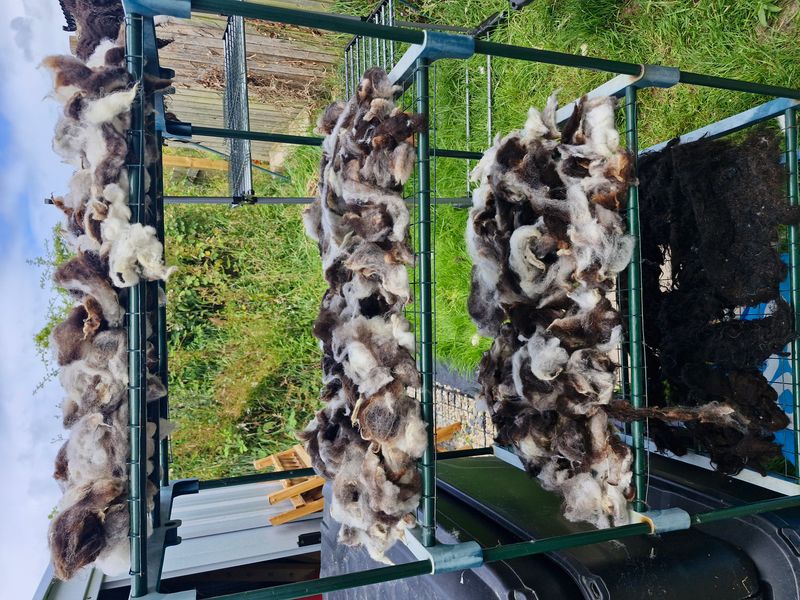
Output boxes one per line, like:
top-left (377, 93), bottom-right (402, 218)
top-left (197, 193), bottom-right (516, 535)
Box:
top-left (163, 147), bottom-right (326, 479)
top-left (164, 0), bottom-right (799, 478)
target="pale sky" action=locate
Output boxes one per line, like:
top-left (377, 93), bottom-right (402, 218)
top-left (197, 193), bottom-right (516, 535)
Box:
top-left (0, 1), bottom-right (76, 597)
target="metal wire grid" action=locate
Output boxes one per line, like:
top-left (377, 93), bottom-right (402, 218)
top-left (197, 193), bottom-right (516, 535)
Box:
top-left (408, 381), bottom-right (494, 449)
top-left (223, 13), bottom-right (254, 199)
top-left (401, 65), bottom-right (433, 407)
top-left (125, 13), bottom-right (157, 593)
top-left (399, 58), bottom-right (438, 544)
top-left (406, 67), bottom-right (649, 505)
top-left (344, 0), bottom-right (398, 97)
top-left (416, 88), bottom-right (800, 500)
top-left (623, 88), bottom-right (650, 508)
top-left (322, 38), bottom-right (494, 458)
top-left (397, 66), bottom-right (421, 372)
top-left (625, 260), bottom-right (800, 486)
top-left (432, 384), bottom-right (494, 449)
top-left (788, 107), bottom-right (800, 482)
top-left (740, 284), bottom-right (797, 480)
top-left (427, 60), bottom-right (495, 450)
top-left (462, 54), bottom-right (494, 199)
top-left (612, 258), bottom-right (641, 468)
top-left (342, 0), bottom-right (480, 98)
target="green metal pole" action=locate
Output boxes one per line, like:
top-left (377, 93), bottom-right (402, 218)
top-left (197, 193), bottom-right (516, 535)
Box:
top-left (126, 12), bottom-right (149, 597)
top-left (163, 196), bottom-right (471, 206)
top-left (211, 560), bottom-right (432, 600)
top-left (199, 448), bottom-right (491, 489)
top-left (190, 126), bottom-right (322, 146)
top-left (432, 148), bottom-right (483, 160)
top-left (786, 107), bottom-right (800, 473)
top-left (188, 0), bottom-right (640, 77)
top-left (624, 86), bottom-right (647, 512)
top-left (690, 495), bottom-right (800, 525)
top-left (481, 495), bottom-right (800, 565)
top-left (482, 523), bottom-right (651, 563)
top-left (190, 0), bottom-right (800, 99)
top-left (678, 71), bottom-right (800, 102)
top-left (416, 57), bottom-right (437, 548)
top-left (198, 494), bottom-right (800, 600)
top-left (192, 0), bottom-right (423, 44)
top-left (474, 39), bottom-right (640, 76)
top-left (155, 131), bottom-right (170, 489)
top-left (190, 126), bottom-right (484, 160)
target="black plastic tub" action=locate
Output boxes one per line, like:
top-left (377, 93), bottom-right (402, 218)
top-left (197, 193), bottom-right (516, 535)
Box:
top-left (322, 455), bottom-right (800, 599)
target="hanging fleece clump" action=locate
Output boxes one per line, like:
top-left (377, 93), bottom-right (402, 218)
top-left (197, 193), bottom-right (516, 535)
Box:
top-left (467, 94), bottom-right (636, 528)
top-left (61, 0), bottom-right (126, 62)
top-left (301, 68), bottom-right (428, 561)
top-left (43, 1), bottom-right (174, 580)
top-left (638, 129), bottom-right (799, 475)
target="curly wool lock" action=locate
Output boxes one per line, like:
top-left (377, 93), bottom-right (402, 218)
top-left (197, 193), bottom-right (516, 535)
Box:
top-left (301, 68), bottom-right (428, 561)
top-left (638, 130), bottom-right (798, 475)
top-left (61, 0), bottom-right (125, 61)
top-left (468, 95), bottom-right (782, 524)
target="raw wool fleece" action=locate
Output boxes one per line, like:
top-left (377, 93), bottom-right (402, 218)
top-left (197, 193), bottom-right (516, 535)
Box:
top-left (44, 8), bottom-right (173, 581)
top-left (468, 94), bottom-right (636, 529)
top-left (61, 0), bottom-right (125, 61)
top-left (300, 68), bottom-right (427, 562)
top-left (638, 130), bottom-right (799, 475)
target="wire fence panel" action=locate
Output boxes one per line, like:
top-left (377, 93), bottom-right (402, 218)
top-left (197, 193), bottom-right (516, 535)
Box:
top-left (224, 13), bottom-right (253, 199)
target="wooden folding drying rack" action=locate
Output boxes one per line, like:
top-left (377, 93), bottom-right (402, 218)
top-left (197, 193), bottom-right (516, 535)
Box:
top-left (254, 423), bottom-right (465, 526)
top-left (254, 445), bottom-right (325, 526)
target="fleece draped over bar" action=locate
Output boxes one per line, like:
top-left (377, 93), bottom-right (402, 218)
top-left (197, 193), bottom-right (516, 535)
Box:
top-left (42, 0), bottom-right (174, 580)
top-left (301, 68), bottom-right (428, 561)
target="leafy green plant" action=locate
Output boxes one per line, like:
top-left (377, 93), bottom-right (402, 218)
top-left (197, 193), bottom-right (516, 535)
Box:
top-left (30, 225), bottom-right (74, 392)
top-left (755, 1), bottom-right (782, 27)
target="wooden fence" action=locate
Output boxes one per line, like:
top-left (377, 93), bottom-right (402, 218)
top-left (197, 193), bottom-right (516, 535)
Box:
top-left (157, 0), bottom-right (342, 169)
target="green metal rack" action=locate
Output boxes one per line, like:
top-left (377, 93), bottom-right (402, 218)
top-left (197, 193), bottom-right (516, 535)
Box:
top-left (623, 85), bottom-right (647, 511)
top-left (125, 14), bottom-right (156, 596)
top-left (121, 1), bottom-right (800, 598)
top-left (123, 12), bottom-right (202, 600)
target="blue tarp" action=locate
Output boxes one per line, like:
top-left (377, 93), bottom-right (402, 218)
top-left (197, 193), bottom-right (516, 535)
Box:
top-left (741, 254), bottom-right (795, 464)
